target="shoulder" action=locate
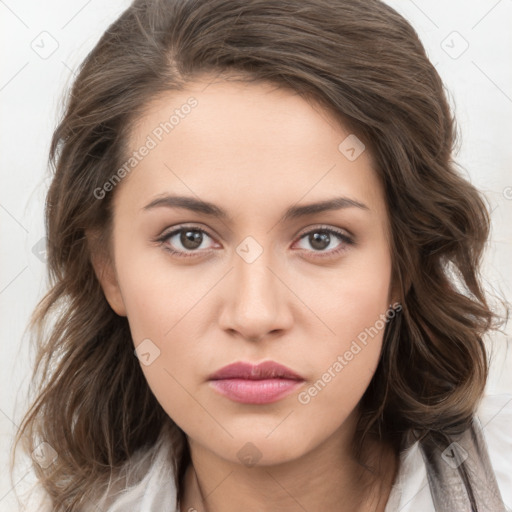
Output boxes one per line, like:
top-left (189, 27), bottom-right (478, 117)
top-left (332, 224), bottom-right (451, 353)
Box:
top-left (82, 427), bottom-right (179, 512)
top-left (475, 392), bottom-right (512, 507)
top-left (384, 437), bottom-right (432, 511)
top-left (385, 392), bottom-right (512, 512)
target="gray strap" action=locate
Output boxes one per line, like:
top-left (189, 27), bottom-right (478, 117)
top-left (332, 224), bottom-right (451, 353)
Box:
top-left (418, 417), bottom-right (507, 511)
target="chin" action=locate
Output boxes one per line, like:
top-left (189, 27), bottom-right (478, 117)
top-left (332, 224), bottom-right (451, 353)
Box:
top-left (211, 431), bottom-right (314, 468)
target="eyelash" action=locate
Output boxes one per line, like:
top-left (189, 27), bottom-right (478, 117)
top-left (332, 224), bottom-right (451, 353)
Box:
top-left (155, 224), bottom-right (355, 259)
top-left (155, 226), bottom-right (355, 258)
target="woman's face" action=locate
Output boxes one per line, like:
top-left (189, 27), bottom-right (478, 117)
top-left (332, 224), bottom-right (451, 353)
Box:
top-left (95, 77), bottom-right (395, 466)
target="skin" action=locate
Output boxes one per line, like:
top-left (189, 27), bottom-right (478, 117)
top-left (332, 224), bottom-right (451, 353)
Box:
top-left (92, 76), bottom-right (399, 511)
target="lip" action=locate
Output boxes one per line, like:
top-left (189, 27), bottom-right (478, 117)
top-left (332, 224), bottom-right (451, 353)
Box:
top-left (208, 361), bottom-right (305, 404)
top-left (208, 361), bottom-right (304, 381)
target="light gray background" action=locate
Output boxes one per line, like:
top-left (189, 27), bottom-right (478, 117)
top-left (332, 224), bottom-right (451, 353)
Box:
top-left (1, 1), bottom-right (511, 510)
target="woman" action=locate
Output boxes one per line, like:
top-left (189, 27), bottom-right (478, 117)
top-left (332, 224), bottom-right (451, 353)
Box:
top-left (13, 0), bottom-right (511, 510)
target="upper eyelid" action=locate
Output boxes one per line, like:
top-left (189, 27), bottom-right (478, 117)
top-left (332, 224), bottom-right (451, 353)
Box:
top-left (297, 225), bottom-right (352, 239)
top-left (159, 224), bottom-right (216, 241)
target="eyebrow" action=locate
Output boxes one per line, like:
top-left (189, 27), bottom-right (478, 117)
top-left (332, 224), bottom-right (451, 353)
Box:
top-left (142, 194), bottom-right (369, 222)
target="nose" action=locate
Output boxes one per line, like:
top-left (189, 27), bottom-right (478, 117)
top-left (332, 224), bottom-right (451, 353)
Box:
top-left (218, 247), bottom-right (293, 343)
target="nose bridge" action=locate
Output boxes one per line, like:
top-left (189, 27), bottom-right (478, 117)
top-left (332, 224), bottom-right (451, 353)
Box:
top-left (236, 249), bottom-right (275, 305)
top-left (220, 237), bottom-right (289, 339)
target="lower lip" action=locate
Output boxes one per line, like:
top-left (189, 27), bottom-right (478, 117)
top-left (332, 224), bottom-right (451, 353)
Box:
top-left (209, 378), bottom-right (304, 404)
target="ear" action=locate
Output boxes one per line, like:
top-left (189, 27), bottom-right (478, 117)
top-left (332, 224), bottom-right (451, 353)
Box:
top-left (87, 229), bottom-right (127, 317)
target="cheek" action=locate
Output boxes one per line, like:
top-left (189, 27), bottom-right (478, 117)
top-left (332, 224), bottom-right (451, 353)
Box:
top-left (113, 250), bottom-right (214, 424)
top-left (297, 240), bottom-right (391, 408)
top-left (307, 233), bottom-right (391, 335)
top-left (114, 243), bottom-right (201, 342)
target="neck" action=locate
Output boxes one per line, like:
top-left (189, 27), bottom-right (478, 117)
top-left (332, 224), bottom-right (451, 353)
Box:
top-left (179, 415), bottom-right (398, 512)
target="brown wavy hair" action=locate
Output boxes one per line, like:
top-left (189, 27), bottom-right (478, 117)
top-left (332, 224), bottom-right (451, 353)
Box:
top-left (12, 0), bottom-right (505, 509)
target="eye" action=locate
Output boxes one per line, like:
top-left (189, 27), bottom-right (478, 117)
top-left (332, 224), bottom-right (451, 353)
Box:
top-left (156, 225), bottom-right (217, 258)
top-left (293, 226), bottom-right (354, 257)
top-left (155, 224), bottom-right (354, 259)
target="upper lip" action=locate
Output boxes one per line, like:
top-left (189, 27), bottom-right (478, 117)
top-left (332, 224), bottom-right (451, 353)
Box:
top-left (208, 361), bottom-right (304, 381)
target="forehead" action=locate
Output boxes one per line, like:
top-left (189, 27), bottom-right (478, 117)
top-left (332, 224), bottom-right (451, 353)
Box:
top-left (117, 78), bottom-right (387, 226)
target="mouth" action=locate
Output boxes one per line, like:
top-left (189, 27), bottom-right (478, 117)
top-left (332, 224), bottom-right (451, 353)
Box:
top-left (208, 360), bottom-right (305, 404)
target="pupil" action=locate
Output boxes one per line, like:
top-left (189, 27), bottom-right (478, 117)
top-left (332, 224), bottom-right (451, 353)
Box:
top-left (310, 232), bottom-right (329, 250)
top-left (181, 230), bottom-right (202, 249)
